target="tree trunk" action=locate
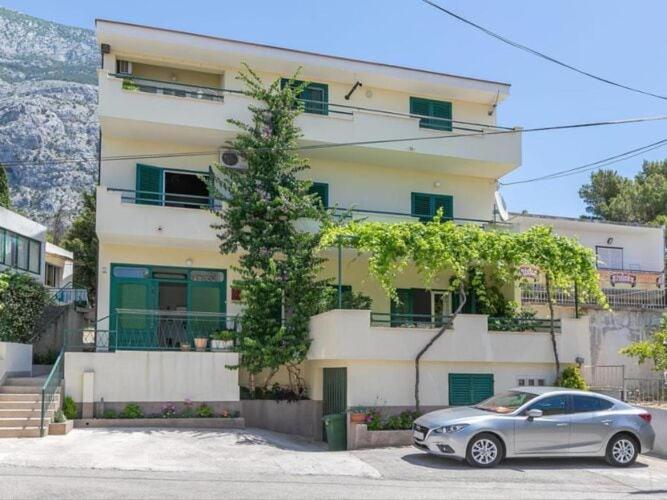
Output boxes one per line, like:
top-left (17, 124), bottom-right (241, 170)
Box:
top-left (414, 282), bottom-right (467, 413)
top-left (263, 368), bottom-right (279, 390)
top-left (249, 373), bottom-right (256, 395)
top-left (545, 275), bottom-right (561, 377)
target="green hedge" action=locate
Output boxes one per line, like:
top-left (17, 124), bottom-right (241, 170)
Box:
top-left (0, 270), bottom-right (52, 343)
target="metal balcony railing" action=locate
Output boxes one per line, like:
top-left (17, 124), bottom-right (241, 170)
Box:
top-left (487, 316), bottom-right (561, 333)
top-left (108, 188), bottom-right (221, 210)
top-left (521, 283), bottom-right (667, 310)
top-left (49, 283), bottom-right (88, 306)
top-left (114, 74), bottom-right (225, 102)
top-left (370, 312), bottom-right (453, 329)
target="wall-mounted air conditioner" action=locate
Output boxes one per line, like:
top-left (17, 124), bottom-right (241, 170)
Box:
top-left (218, 149), bottom-right (247, 170)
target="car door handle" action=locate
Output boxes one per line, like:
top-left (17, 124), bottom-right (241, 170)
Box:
top-left (601, 419), bottom-right (613, 425)
top-left (556, 423), bottom-right (569, 427)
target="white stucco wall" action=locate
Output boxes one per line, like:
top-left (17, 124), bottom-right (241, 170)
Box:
top-left (0, 342), bottom-right (33, 381)
top-left (64, 351), bottom-right (240, 403)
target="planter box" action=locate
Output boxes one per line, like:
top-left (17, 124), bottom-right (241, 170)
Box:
top-left (74, 417), bottom-right (245, 429)
top-left (49, 420), bottom-right (74, 436)
top-left (349, 423), bottom-right (413, 450)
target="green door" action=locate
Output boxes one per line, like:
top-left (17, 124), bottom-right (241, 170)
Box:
top-left (322, 367), bottom-right (347, 443)
top-left (111, 280), bottom-right (156, 349)
top-left (448, 373), bottom-right (494, 406)
top-left (188, 281), bottom-right (226, 343)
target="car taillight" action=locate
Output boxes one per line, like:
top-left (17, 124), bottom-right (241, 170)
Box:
top-left (639, 413), bottom-right (652, 424)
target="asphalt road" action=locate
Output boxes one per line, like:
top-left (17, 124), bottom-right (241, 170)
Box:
top-left (0, 428), bottom-right (665, 499)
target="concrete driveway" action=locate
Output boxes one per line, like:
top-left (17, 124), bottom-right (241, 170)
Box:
top-left (0, 428), bottom-right (666, 499)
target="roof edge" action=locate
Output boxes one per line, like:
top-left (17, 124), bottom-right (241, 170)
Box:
top-left (95, 18), bottom-right (512, 89)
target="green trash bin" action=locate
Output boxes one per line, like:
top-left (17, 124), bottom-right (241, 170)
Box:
top-left (323, 413), bottom-right (347, 451)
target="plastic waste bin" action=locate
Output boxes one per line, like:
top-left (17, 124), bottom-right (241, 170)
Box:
top-left (322, 413), bottom-right (347, 451)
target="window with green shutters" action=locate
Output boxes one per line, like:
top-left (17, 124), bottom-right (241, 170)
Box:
top-left (281, 79), bottom-right (329, 115)
top-left (136, 164), bottom-right (164, 205)
top-left (411, 192), bottom-right (454, 222)
top-left (410, 97), bottom-right (453, 131)
top-left (448, 373), bottom-right (494, 406)
top-left (308, 182), bottom-right (329, 208)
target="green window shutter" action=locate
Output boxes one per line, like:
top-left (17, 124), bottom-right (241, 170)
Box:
top-left (449, 374), bottom-right (494, 406)
top-left (411, 193), bottom-right (432, 221)
top-left (136, 164), bottom-right (163, 205)
top-left (309, 182), bottom-right (329, 208)
top-left (281, 79), bottom-right (328, 115)
top-left (433, 195), bottom-right (454, 220)
top-left (410, 96), bottom-right (452, 131)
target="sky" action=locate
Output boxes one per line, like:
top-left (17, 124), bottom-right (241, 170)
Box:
top-left (7, 0), bottom-right (667, 218)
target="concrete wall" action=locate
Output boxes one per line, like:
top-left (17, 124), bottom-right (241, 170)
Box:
top-left (589, 309), bottom-right (663, 378)
top-left (0, 342), bottom-right (33, 383)
top-left (241, 400), bottom-right (323, 440)
top-left (64, 351), bottom-right (240, 405)
top-left (34, 305), bottom-right (88, 358)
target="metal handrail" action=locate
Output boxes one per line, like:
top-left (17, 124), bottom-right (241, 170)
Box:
top-left (108, 188), bottom-right (219, 209)
top-left (371, 312), bottom-right (453, 328)
top-left (40, 349), bottom-right (64, 437)
top-left (115, 74), bottom-right (225, 101)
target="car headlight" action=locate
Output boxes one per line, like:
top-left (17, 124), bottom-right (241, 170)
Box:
top-left (432, 424), bottom-right (469, 434)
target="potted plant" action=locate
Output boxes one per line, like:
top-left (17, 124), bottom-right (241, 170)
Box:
top-left (194, 337), bottom-right (208, 352)
top-left (210, 330), bottom-right (235, 352)
top-left (349, 406), bottom-right (370, 424)
top-left (180, 342), bottom-right (191, 352)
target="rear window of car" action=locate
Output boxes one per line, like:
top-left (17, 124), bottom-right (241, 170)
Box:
top-left (572, 395), bottom-right (614, 413)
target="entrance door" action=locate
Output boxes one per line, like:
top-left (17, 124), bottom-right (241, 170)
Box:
top-left (322, 367), bottom-right (347, 442)
top-left (158, 282), bottom-right (188, 348)
top-left (111, 278), bottom-right (156, 348)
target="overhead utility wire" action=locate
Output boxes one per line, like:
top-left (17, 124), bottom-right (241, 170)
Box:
top-left (4, 115), bottom-right (667, 168)
top-left (421, 0), bottom-right (667, 102)
top-left (501, 137), bottom-right (667, 186)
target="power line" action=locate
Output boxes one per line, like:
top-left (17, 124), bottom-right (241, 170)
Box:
top-left (501, 137), bottom-right (667, 186)
top-left (4, 114), bottom-right (667, 168)
top-left (421, 0), bottom-right (667, 102)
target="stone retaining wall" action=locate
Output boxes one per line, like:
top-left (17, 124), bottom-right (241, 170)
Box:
top-left (241, 400), bottom-right (322, 440)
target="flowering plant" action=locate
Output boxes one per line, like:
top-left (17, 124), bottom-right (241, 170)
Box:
top-left (161, 403), bottom-right (178, 419)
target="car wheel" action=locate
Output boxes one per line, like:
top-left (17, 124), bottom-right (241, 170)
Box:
top-left (606, 434), bottom-right (638, 467)
top-left (466, 433), bottom-right (503, 468)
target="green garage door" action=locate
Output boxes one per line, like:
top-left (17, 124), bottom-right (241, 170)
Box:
top-left (448, 373), bottom-right (494, 406)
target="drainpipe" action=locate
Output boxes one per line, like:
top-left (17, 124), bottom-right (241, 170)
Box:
top-left (337, 241), bottom-right (343, 309)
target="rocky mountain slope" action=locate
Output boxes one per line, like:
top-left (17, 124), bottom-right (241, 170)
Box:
top-left (0, 6), bottom-right (98, 229)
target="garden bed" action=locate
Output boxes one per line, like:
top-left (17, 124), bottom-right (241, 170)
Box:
top-left (74, 417), bottom-right (245, 429)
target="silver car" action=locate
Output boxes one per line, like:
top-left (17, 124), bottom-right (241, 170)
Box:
top-left (413, 387), bottom-right (655, 467)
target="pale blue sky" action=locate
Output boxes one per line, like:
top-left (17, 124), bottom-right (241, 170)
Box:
top-left (8, 0), bottom-right (667, 217)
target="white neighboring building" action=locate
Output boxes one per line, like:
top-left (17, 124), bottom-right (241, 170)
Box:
top-left (0, 206), bottom-right (46, 282)
top-left (45, 242), bottom-right (74, 289)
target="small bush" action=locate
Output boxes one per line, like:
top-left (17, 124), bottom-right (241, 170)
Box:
top-left (119, 403), bottom-right (144, 419)
top-left (54, 410), bottom-right (66, 423)
top-left (195, 404), bottom-right (214, 418)
top-left (240, 383), bottom-right (308, 402)
top-left (33, 350), bottom-right (59, 365)
top-left (179, 399), bottom-right (195, 418)
top-left (102, 409), bottom-right (117, 419)
top-left (161, 403), bottom-right (177, 418)
top-left (556, 366), bottom-right (588, 390)
top-left (0, 270), bottom-right (52, 343)
top-left (366, 410), bottom-right (420, 431)
top-left (62, 396), bottom-right (77, 420)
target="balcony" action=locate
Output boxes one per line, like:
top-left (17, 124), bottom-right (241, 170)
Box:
top-left (98, 71), bottom-right (521, 177)
top-left (308, 309), bottom-right (587, 364)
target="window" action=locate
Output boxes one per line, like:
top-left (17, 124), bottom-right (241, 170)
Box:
top-left (136, 164), bottom-right (210, 209)
top-left (517, 377), bottom-right (546, 388)
top-left (308, 182), bottom-right (329, 208)
top-left (411, 192), bottom-right (454, 221)
top-left (596, 246), bottom-right (623, 270)
top-left (572, 395), bottom-right (614, 413)
top-left (410, 97), bottom-right (453, 131)
top-left (45, 263), bottom-right (59, 287)
top-left (0, 228), bottom-right (41, 275)
top-left (526, 395), bottom-right (568, 416)
top-left (281, 79), bottom-right (329, 115)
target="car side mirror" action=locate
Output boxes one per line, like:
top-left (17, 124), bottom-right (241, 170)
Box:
top-left (526, 409), bottom-right (543, 420)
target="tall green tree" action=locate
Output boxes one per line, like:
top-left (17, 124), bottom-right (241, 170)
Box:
top-left (579, 160), bottom-right (667, 224)
top-left (0, 163), bottom-right (11, 209)
top-left (211, 65), bottom-right (328, 391)
top-left (61, 190), bottom-right (98, 305)
top-left (620, 314), bottom-right (667, 372)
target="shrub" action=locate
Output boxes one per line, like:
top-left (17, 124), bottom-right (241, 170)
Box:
top-left (240, 383), bottom-right (308, 402)
top-left (195, 404), bottom-right (214, 418)
top-left (33, 350), bottom-right (59, 365)
top-left (366, 410), bottom-right (420, 431)
top-left (102, 409), bottom-right (117, 419)
top-left (54, 410), bottom-right (66, 423)
top-left (179, 399), bottom-right (195, 418)
top-left (119, 403), bottom-right (144, 419)
top-left (62, 396), bottom-right (77, 420)
top-left (556, 366), bottom-right (588, 390)
top-left (0, 270), bottom-right (52, 343)
top-left (161, 403), bottom-right (177, 418)
top-left (211, 330), bottom-right (236, 341)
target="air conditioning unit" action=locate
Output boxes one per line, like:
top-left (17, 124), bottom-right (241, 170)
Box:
top-left (218, 149), bottom-right (247, 170)
top-left (116, 59), bottom-right (133, 75)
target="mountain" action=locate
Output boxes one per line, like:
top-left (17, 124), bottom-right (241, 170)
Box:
top-left (0, 6), bottom-right (99, 233)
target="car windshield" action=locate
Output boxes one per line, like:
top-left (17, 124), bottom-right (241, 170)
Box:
top-left (474, 391), bottom-right (538, 414)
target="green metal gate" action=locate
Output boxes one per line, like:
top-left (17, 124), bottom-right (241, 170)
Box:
top-left (322, 368), bottom-right (347, 442)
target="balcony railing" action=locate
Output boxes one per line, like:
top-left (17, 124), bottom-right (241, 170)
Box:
top-left (65, 310), bottom-right (241, 352)
top-left (114, 74), bottom-right (225, 102)
top-left (48, 284), bottom-right (88, 306)
top-left (487, 316), bottom-right (561, 333)
top-left (521, 283), bottom-right (667, 310)
top-left (370, 312), bottom-right (453, 328)
top-left (108, 188), bottom-right (221, 210)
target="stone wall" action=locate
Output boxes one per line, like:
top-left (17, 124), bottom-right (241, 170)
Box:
top-left (241, 400), bottom-right (323, 440)
top-left (588, 310), bottom-right (663, 378)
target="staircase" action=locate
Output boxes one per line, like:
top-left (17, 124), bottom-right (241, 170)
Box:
top-left (0, 376), bottom-right (58, 438)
